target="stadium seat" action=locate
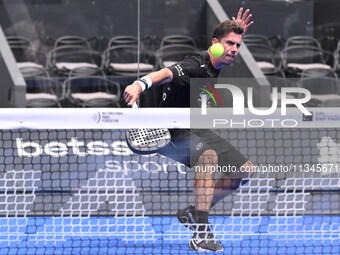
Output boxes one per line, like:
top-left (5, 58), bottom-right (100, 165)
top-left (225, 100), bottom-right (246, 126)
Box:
top-left (298, 76), bottom-right (340, 105)
top-left (156, 44), bottom-right (198, 68)
top-left (102, 45), bottom-right (157, 76)
top-left (284, 36), bottom-right (322, 49)
top-left (7, 35), bottom-right (47, 77)
top-left (243, 34), bottom-right (271, 47)
top-left (19, 64), bottom-right (49, 78)
top-left (322, 97), bottom-right (340, 107)
top-left (63, 76), bottom-right (121, 107)
top-left (46, 45), bottom-right (102, 76)
top-left (160, 34), bottom-right (197, 48)
top-left (68, 66), bottom-right (106, 77)
top-left (107, 35), bottom-right (139, 48)
top-left (6, 35), bottom-right (31, 47)
top-left (281, 45), bottom-right (334, 77)
top-left (25, 76), bottom-right (62, 107)
top-left (246, 43), bottom-right (282, 75)
top-left (301, 67), bottom-right (338, 79)
top-left (54, 35), bottom-right (91, 48)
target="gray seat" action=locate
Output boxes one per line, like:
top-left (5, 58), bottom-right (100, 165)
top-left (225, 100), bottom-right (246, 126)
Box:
top-left (7, 35), bottom-right (47, 75)
top-left (298, 76), bottom-right (340, 105)
top-left (247, 44), bottom-right (282, 75)
top-left (107, 35), bottom-right (139, 48)
top-left (284, 36), bottom-right (322, 49)
top-left (156, 44), bottom-right (198, 68)
top-left (25, 76), bottom-right (62, 108)
top-left (301, 67), bottom-right (338, 79)
top-left (54, 35), bottom-right (91, 48)
top-left (160, 35), bottom-right (197, 48)
top-left (281, 45), bottom-right (334, 77)
top-left (47, 45), bottom-right (102, 76)
top-left (64, 76), bottom-right (121, 107)
top-left (322, 97), bottom-right (340, 107)
top-left (243, 34), bottom-right (271, 47)
top-left (103, 45), bottom-right (157, 76)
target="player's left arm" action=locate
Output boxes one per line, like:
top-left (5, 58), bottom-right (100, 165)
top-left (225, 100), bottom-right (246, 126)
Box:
top-left (232, 7), bottom-right (254, 33)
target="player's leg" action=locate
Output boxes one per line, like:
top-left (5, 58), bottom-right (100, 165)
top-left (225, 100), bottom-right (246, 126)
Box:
top-left (194, 149), bottom-right (217, 212)
top-left (157, 129), bottom-right (202, 230)
top-left (169, 131), bottom-right (223, 251)
top-left (210, 160), bottom-right (254, 209)
top-left (175, 131), bottom-right (216, 223)
top-left (185, 158), bottom-right (254, 251)
top-left (187, 148), bottom-right (224, 252)
top-left (158, 130), bottom-right (234, 251)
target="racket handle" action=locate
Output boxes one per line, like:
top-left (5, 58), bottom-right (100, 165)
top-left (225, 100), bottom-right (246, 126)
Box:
top-left (132, 102), bottom-right (138, 108)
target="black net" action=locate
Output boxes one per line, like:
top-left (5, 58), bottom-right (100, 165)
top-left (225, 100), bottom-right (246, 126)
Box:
top-left (1, 127), bottom-right (339, 254)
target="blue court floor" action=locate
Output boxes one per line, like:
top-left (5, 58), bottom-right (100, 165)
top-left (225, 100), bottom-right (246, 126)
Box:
top-left (1, 216), bottom-right (339, 255)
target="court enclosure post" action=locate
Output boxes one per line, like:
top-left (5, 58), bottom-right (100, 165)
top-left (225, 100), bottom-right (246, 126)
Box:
top-left (0, 26), bottom-right (26, 107)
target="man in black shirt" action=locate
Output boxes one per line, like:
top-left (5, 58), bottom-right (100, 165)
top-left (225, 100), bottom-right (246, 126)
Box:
top-left (124, 8), bottom-right (254, 252)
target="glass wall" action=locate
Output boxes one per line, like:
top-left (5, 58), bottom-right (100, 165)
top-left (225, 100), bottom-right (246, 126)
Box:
top-left (0, 0), bottom-right (338, 107)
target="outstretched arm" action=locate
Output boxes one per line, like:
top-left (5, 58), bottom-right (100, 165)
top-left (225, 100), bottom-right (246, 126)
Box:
top-left (123, 68), bottom-right (173, 106)
top-left (232, 7), bottom-right (254, 33)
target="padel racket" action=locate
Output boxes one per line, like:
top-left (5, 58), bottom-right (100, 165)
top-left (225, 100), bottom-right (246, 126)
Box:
top-left (125, 103), bottom-right (171, 154)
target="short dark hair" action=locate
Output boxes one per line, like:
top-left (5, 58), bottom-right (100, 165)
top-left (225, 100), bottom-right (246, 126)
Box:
top-left (212, 20), bottom-right (244, 40)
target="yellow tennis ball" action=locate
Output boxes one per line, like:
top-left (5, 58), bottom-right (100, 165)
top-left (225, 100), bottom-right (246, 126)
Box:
top-left (210, 43), bottom-right (224, 57)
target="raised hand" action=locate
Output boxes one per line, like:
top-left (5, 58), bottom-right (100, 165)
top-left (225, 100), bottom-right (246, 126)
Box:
top-left (232, 7), bottom-right (254, 33)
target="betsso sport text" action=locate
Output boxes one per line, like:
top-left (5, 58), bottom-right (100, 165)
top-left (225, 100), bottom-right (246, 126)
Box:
top-left (16, 138), bottom-right (132, 157)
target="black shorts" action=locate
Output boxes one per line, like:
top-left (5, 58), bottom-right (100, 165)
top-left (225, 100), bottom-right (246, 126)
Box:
top-left (157, 129), bottom-right (248, 173)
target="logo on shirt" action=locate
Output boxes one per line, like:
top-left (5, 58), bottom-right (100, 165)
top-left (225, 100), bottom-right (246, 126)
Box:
top-left (175, 65), bottom-right (184, 76)
top-left (195, 143), bottom-right (204, 150)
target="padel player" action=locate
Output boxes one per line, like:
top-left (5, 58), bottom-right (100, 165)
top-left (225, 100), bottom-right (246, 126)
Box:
top-left (124, 8), bottom-right (255, 252)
